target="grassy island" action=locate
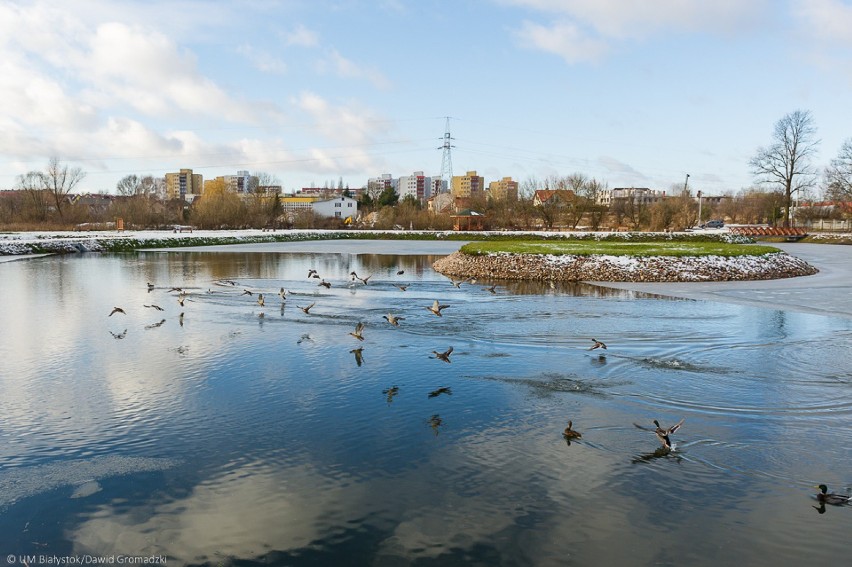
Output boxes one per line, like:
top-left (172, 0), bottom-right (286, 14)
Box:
top-left (459, 240), bottom-right (781, 258)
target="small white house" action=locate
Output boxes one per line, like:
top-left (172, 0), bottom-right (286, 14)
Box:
top-left (312, 196), bottom-right (359, 221)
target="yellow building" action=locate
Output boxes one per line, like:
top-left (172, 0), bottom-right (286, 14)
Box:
top-left (165, 169), bottom-right (203, 201)
top-left (488, 177), bottom-right (518, 201)
top-left (451, 170), bottom-right (485, 199)
top-left (280, 195), bottom-right (320, 214)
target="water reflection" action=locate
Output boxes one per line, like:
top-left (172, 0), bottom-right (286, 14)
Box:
top-left (1, 246), bottom-right (851, 566)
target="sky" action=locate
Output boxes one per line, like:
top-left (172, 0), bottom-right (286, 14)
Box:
top-left (1, 0), bottom-right (851, 196)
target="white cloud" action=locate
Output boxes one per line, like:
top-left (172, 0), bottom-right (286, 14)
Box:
top-left (791, 0), bottom-right (852, 45)
top-left (283, 23), bottom-right (319, 47)
top-left (319, 48), bottom-right (392, 90)
top-left (237, 43), bottom-right (288, 75)
top-left (514, 20), bottom-right (609, 64)
top-left (505, 0), bottom-right (768, 63)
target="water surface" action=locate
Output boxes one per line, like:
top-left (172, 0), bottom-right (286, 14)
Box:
top-left (1, 242), bottom-right (850, 566)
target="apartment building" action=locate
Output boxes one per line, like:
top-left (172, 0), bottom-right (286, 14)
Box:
top-left (165, 169), bottom-right (203, 201)
top-left (451, 171), bottom-right (485, 199)
top-left (488, 177), bottom-right (518, 201)
top-left (397, 171), bottom-right (440, 202)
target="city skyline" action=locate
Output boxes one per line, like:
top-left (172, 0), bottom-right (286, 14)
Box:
top-left (2, 1), bottom-right (851, 195)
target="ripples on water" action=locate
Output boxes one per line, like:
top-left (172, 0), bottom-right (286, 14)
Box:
top-left (0, 248), bottom-right (850, 566)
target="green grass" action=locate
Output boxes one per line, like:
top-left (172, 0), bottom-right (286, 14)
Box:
top-left (460, 240), bottom-right (781, 257)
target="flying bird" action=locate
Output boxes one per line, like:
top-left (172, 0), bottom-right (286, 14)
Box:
top-left (298, 302), bottom-right (316, 314)
top-left (145, 319), bottom-right (166, 329)
top-left (109, 307), bottom-right (125, 317)
top-left (318, 279), bottom-right (331, 289)
top-left (396, 270), bottom-right (405, 275)
top-left (241, 289), bottom-right (253, 296)
top-left (428, 387), bottom-right (452, 398)
top-left (562, 420), bottom-right (582, 440)
top-left (383, 313), bottom-right (405, 326)
top-left (652, 418), bottom-right (685, 449)
top-left (483, 284), bottom-right (497, 294)
top-left (394, 284), bottom-right (409, 291)
top-left (350, 347), bottom-right (364, 367)
top-left (426, 300), bottom-right (450, 317)
top-left (168, 287), bottom-right (183, 293)
top-left (144, 304), bottom-right (164, 311)
top-left (432, 346), bottom-right (453, 363)
top-left (382, 385), bottom-right (399, 404)
top-left (589, 338), bottom-right (607, 351)
top-left (177, 296), bottom-right (185, 307)
top-left (279, 287), bottom-right (288, 300)
top-left (815, 485), bottom-right (851, 506)
top-left (350, 322), bottom-right (365, 341)
top-left (257, 294), bottom-right (265, 307)
top-left (308, 269), bottom-right (318, 278)
top-left (109, 329), bottom-right (127, 339)
top-left (147, 282), bottom-right (155, 291)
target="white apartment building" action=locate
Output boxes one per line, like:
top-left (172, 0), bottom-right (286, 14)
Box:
top-left (313, 196), bottom-right (359, 220)
top-left (397, 171), bottom-right (440, 202)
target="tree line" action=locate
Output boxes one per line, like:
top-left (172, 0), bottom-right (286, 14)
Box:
top-left (2, 110), bottom-right (850, 231)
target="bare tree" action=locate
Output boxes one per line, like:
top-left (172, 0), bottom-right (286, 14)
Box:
top-left (43, 157), bottom-right (86, 219)
top-left (16, 171), bottom-right (51, 221)
top-left (116, 174), bottom-right (142, 196)
top-left (750, 110), bottom-right (819, 227)
top-left (824, 138), bottom-right (852, 202)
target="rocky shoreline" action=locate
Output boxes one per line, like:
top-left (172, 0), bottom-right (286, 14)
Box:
top-left (432, 251), bottom-right (819, 282)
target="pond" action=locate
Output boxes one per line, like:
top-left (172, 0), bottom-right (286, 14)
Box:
top-left (1, 241), bottom-right (850, 566)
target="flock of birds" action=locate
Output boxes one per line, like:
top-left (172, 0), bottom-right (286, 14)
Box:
top-left (106, 267), bottom-right (850, 511)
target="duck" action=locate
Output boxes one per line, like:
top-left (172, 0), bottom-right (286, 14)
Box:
top-left (815, 485), bottom-right (851, 506)
top-left (308, 269), bottom-right (318, 278)
top-left (144, 304), bottom-right (164, 311)
top-left (318, 279), bottom-right (331, 289)
top-left (589, 338), bottom-right (607, 351)
top-left (241, 289), bottom-right (253, 296)
top-left (483, 284), bottom-right (497, 294)
top-left (109, 307), bottom-right (126, 317)
top-left (147, 282), bottom-right (155, 291)
top-left (394, 284), bottom-right (409, 291)
top-left (653, 418), bottom-right (685, 449)
top-left (432, 346), bottom-right (453, 363)
top-left (257, 294), bottom-right (265, 307)
top-left (279, 287), bottom-right (288, 300)
top-left (382, 385), bottom-right (399, 404)
top-left (563, 420), bottom-right (582, 440)
top-left (426, 300), bottom-right (450, 317)
top-left (383, 313), bottom-right (405, 326)
top-left (298, 302), bottom-right (316, 314)
top-left (350, 322), bottom-right (365, 341)
top-left (396, 270), bottom-right (405, 275)
top-left (428, 386), bottom-right (452, 398)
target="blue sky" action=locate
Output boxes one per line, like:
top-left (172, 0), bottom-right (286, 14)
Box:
top-left (1, 0), bottom-right (850, 196)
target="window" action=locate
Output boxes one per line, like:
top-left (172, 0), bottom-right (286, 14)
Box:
top-left (335, 202), bottom-right (341, 208)
top-left (348, 203), bottom-right (352, 207)
top-left (335, 211), bottom-right (341, 218)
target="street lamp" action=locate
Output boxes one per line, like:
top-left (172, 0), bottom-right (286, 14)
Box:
top-left (697, 190), bottom-right (702, 226)
top-left (683, 173), bottom-right (690, 193)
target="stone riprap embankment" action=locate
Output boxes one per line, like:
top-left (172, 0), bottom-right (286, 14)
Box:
top-left (432, 251), bottom-right (818, 282)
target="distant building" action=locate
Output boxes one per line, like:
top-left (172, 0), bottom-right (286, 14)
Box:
top-left (488, 177), bottom-right (518, 201)
top-left (280, 195), bottom-right (319, 215)
top-left (165, 169), bottom-right (203, 201)
top-left (597, 187), bottom-right (665, 206)
top-left (533, 189), bottom-right (575, 207)
top-left (367, 174), bottom-right (396, 194)
top-left (313, 196), bottom-right (359, 220)
top-left (398, 171), bottom-right (439, 202)
top-left (427, 192), bottom-right (455, 214)
top-left (451, 171), bottom-right (485, 199)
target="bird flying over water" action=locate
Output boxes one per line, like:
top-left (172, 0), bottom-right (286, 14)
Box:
top-left (318, 279), bottom-right (331, 289)
top-left (109, 329), bottom-right (127, 339)
top-left (589, 338), bottom-right (607, 351)
top-left (308, 269), bottom-right (318, 279)
top-left (145, 319), bottom-right (166, 329)
top-left (279, 287), bottom-right (288, 300)
top-left (109, 307), bottom-right (125, 317)
top-left (815, 485), bottom-right (851, 506)
top-left (432, 346), bottom-right (453, 363)
top-left (298, 302), bottom-right (316, 314)
top-left (144, 304), bottom-right (164, 311)
top-left (382, 385), bottom-right (399, 404)
top-left (350, 322), bottom-right (365, 341)
top-left (483, 284), bottom-right (497, 294)
top-left (147, 282), bottom-right (155, 291)
top-left (394, 284), bottom-right (409, 291)
top-left (241, 289), bottom-right (253, 296)
top-left (257, 294), bottom-right (265, 307)
top-left (383, 313), bottom-right (405, 326)
top-left (650, 418), bottom-right (685, 449)
top-left (426, 300), bottom-right (450, 317)
top-left (428, 386), bottom-right (452, 398)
